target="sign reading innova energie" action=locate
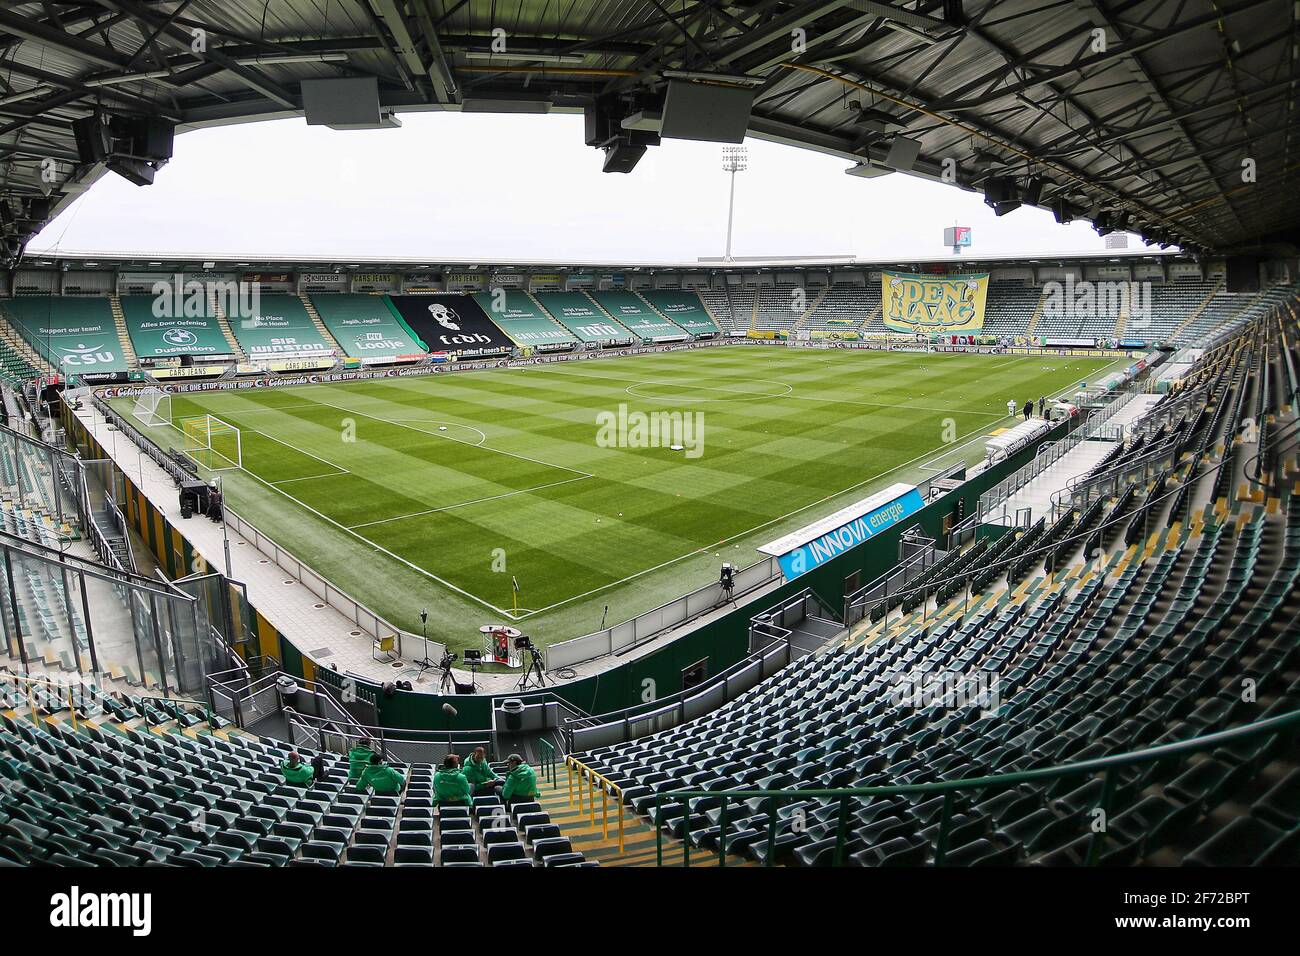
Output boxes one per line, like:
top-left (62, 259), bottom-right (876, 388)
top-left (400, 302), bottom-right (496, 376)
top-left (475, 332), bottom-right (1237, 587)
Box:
top-left (881, 271), bottom-right (989, 334)
top-left (760, 482), bottom-right (925, 581)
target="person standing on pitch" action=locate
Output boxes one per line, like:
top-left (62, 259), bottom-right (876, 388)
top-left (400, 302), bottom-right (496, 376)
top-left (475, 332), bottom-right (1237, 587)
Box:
top-left (1007, 398), bottom-right (1018, 417)
top-left (1023, 399), bottom-right (1033, 421)
top-left (1038, 396), bottom-right (1047, 418)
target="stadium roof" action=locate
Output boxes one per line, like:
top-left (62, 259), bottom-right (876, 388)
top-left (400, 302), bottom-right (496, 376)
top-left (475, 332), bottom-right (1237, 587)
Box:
top-left (2, 1), bottom-right (1296, 264)
top-left (16, 246), bottom-right (1189, 273)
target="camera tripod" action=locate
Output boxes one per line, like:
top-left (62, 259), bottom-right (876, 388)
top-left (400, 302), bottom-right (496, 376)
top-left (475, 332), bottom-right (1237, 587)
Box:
top-left (515, 645), bottom-right (547, 691)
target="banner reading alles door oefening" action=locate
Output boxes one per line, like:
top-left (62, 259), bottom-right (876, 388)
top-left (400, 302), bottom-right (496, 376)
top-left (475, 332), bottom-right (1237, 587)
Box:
top-left (881, 271), bottom-right (989, 334)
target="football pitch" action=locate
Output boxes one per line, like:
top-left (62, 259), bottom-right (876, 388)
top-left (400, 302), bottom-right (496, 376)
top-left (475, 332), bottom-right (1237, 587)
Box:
top-left (114, 346), bottom-right (1118, 650)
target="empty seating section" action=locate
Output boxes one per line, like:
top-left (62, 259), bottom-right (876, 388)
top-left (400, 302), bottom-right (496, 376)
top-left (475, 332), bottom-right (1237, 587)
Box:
top-left (0, 297), bottom-right (128, 376)
top-left (639, 291), bottom-right (720, 336)
top-left (804, 283), bottom-right (881, 332)
top-left (1, 546), bottom-right (90, 668)
top-left (981, 281), bottom-right (1043, 337)
top-left (470, 290), bottom-right (578, 350)
top-left (1180, 289), bottom-right (1279, 349)
top-left (0, 683), bottom-right (591, 867)
top-left (303, 294), bottom-right (424, 361)
top-left (231, 294), bottom-right (333, 361)
top-left (697, 288), bottom-right (752, 332)
top-left (752, 284), bottom-right (805, 332)
top-left (1125, 278), bottom-right (1219, 341)
top-left (119, 295), bottom-right (233, 361)
top-left (1033, 284), bottom-right (1121, 341)
top-left (590, 292), bottom-right (686, 341)
top-left (0, 338), bottom-right (40, 384)
top-left (567, 311), bottom-right (1300, 866)
top-left (534, 292), bottom-right (635, 344)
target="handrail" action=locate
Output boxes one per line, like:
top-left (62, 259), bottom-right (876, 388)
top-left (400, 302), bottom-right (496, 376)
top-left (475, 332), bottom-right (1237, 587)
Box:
top-left (0, 669), bottom-right (85, 731)
top-left (654, 708), bottom-right (1300, 866)
top-left (566, 754), bottom-right (625, 852)
top-left (539, 737), bottom-right (557, 786)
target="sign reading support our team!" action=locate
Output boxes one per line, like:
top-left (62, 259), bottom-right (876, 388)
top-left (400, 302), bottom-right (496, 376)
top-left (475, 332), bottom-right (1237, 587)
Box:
top-left (881, 271), bottom-right (989, 334)
top-left (759, 483), bottom-right (926, 581)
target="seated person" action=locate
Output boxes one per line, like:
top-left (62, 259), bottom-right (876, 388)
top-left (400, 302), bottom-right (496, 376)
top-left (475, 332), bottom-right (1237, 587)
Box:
top-left (281, 751), bottom-right (315, 786)
top-left (500, 754), bottom-right (538, 806)
top-left (347, 739), bottom-right (376, 782)
top-left (356, 752), bottom-right (405, 795)
top-left (433, 753), bottom-right (471, 806)
top-left (463, 746), bottom-right (499, 796)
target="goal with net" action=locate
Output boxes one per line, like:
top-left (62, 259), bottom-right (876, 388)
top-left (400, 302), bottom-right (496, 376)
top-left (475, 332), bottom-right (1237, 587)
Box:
top-left (180, 415), bottom-right (242, 471)
top-left (132, 387), bottom-right (172, 427)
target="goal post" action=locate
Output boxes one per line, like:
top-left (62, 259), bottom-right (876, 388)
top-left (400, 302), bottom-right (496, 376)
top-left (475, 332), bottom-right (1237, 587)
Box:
top-left (180, 414), bottom-right (242, 471)
top-left (132, 387), bottom-right (172, 428)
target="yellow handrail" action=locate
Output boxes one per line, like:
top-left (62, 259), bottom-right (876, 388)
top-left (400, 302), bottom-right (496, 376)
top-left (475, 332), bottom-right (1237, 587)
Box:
top-left (565, 755), bottom-right (624, 852)
top-left (0, 671), bottom-right (83, 731)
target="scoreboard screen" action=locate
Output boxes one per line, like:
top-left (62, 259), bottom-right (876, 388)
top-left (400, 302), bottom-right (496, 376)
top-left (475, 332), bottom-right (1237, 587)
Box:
top-left (943, 226), bottom-right (972, 248)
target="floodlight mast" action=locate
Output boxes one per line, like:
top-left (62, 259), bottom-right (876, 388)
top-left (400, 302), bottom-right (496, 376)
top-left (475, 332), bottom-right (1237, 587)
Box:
top-left (721, 145), bottom-right (748, 261)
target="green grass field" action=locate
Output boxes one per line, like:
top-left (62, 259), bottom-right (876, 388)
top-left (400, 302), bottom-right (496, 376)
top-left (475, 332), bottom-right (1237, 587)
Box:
top-left (115, 346), bottom-right (1116, 650)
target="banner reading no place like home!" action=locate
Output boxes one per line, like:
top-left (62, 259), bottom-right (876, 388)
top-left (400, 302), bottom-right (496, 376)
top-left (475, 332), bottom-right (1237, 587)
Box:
top-left (760, 482), bottom-right (925, 581)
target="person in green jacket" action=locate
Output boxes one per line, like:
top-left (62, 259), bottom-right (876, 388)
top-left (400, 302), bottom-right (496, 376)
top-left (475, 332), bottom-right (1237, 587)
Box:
top-left (463, 746), bottom-right (499, 796)
top-left (281, 751), bottom-right (314, 786)
top-left (500, 754), bottom-right (538, 805)
top-left (357, 752), bottom-right (405, 795)
top-left (348, 740), bottom-right (376, 782)
top-left (433, 754), bottom-right (471, 806)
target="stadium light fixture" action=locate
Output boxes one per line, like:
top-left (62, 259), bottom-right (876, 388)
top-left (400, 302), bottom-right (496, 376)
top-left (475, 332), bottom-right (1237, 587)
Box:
top-left (463, 51), bottom-right (585, 64)
top-left (721, 145), bottom-right (748, 262)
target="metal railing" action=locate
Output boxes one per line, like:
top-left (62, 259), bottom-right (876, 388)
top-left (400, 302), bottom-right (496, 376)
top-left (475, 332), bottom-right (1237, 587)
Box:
top-left (83, 392), bottom-right (433, 655)
top-left (653, 708), bottom-right (1300, 866)
top-left (566, 754), bottom-right (625, 852)
top-left (546, 553), bottom-right (784, 669)
top-left (539, 737), bottom-right (557, 786)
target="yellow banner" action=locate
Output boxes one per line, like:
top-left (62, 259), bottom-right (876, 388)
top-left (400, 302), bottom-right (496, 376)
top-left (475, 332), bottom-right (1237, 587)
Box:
top-left (881, 272), bottom-right (989, 334)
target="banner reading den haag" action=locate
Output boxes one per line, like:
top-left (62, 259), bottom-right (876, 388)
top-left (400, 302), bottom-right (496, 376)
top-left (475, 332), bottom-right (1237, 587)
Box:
top-left (881, 271), bottom-right (990, 334)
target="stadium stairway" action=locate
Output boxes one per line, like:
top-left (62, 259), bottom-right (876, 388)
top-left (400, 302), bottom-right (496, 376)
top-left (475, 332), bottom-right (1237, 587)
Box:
top-left (0, 321), bottom-right (52, 381)
top-left (209, 290), bottom-right (247, 362)
top-left (1024, 289), bottom-right (1047, 338)
top-left (108, 296), bottom-right (138, 370)
top-left (297, 294), bottom-right (344, 357)
top-left (525, 290), bottom-right (586, 343)
top-left (792, 286), bottom-right (830, 332)
top-left (534, 769), bottom-right (755, 866)
top-left (1165, 279), bottom-right (1226, 343)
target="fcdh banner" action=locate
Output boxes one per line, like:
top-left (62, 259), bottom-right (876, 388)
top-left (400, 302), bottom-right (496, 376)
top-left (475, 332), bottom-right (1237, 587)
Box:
top-left (881, 271), bottom-right (989, 334)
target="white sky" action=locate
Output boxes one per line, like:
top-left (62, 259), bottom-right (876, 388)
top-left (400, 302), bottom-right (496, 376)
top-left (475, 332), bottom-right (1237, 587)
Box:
top-left (31, 110), bottom-right (1150, 263)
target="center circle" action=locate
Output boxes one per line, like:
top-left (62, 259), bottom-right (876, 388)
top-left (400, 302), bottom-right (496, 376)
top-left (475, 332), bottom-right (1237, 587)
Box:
top-left (624, 379), bottom-right (793, 403)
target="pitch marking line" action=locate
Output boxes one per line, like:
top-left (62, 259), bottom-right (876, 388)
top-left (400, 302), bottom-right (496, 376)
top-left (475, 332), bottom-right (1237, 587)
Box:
top-left (347, 474), bottom-right (593, 530)
top-left (298, 389), bottom-right (595, 480)
top-left (230, 460), bottom-right (518, 619)
top-left (512, 355), bottom-right (1132, 620)
top-left (528, 364), bottom-right (1003, 417)
top-left (515, 413), bottom-right (1007, 618)
top-left (272, 472), bottom-right (348, 485)
top-left (249, 428), bottom-right (350, 478)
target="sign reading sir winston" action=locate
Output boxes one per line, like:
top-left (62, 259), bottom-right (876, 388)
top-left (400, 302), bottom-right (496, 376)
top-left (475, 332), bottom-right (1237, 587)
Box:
top-left (881, 271), bottom-right (990, 334)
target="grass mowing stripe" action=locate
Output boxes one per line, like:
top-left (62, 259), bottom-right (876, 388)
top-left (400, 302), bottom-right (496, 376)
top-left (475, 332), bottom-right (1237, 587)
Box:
top-left (115, 346), bottom-right (1118, 648)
